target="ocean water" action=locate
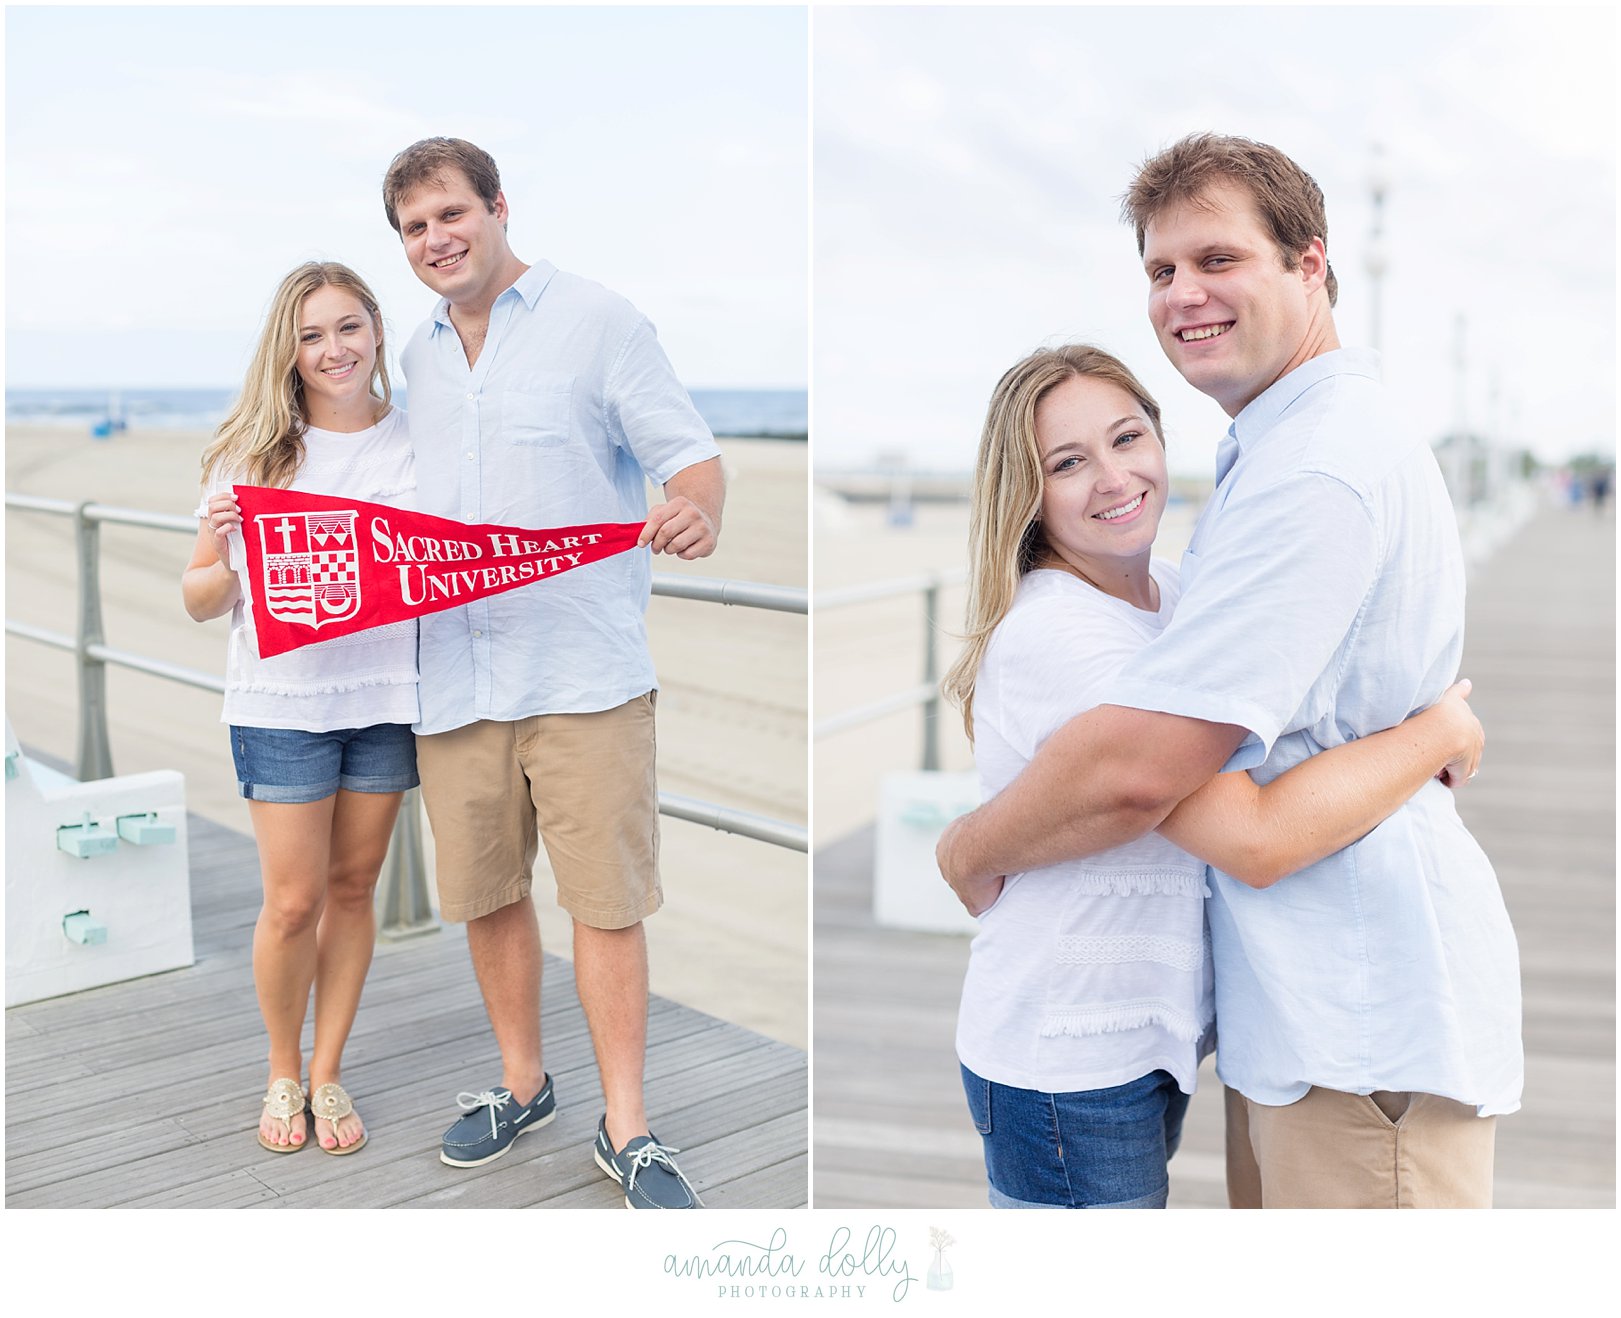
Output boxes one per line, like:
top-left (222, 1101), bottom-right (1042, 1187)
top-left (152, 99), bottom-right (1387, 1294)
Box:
top-left (5, 386), bottom-right (807, 440)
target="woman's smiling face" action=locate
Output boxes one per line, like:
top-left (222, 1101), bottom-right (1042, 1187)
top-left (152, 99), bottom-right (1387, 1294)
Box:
top-left (1034, 373), bottom-right (1166, 576)
top-left (294, 285), bottom-right (380, 413)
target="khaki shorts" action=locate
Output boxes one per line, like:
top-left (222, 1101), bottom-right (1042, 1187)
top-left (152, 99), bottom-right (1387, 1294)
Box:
top-left (415, 694), bottom-right (661, 929)
top-left (1225, 1083), bottom-right (1497, 1209)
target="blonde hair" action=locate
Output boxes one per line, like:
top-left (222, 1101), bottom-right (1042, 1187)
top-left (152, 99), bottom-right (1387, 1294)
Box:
top-left (201, 262), bottom-right (391, 489)
top-left (942, 345), bottom-right (1164, 742)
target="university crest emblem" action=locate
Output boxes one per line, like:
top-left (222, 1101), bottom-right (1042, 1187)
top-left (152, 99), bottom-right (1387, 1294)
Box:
top-left (254, 508), bottom-right (361, 628)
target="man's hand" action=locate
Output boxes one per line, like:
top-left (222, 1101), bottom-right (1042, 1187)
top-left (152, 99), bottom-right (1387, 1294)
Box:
top-left (639, 496), bottom-right (718, 558)
top-left (937, 815), bottom-right (1005, 917)
top-left (642, 455), bottom-right (724, 559)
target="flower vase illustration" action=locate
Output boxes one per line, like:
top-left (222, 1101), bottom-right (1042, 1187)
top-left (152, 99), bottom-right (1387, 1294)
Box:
top-left (927, 1227), bottom-right (955, 1291)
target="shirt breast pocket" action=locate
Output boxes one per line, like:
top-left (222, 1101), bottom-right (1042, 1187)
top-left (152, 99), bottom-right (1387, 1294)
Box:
top-left (503, 380), bottom-right (574, 446)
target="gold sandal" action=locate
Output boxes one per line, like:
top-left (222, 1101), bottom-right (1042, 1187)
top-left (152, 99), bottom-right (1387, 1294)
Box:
top-left (309, 1082), bottom-right (367, 1155)
top-left (257, 1077), bottom-right (308, 1153)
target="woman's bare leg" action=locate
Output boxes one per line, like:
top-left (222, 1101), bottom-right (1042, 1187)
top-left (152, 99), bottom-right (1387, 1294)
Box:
top-left (249, 796), bottom-right (337, 1148)
top-left (307, 789), bottom-right (403, 1149)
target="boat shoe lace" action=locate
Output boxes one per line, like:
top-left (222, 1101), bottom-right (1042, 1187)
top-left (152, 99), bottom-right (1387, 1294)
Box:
top-left (456, 1087), bottom-right (513, 1142)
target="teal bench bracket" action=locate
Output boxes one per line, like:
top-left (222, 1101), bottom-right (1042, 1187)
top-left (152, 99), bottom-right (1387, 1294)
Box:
top-left (63, 911), bottom-right (109, 946)
top-left (898, 801), bottom-right (976, 830)
top-left (116, 812), bottom-right (176, 846)
top-left (57, 812), bottom-right (119, 859)
top-left (4, 750), bottom-right (17, 781)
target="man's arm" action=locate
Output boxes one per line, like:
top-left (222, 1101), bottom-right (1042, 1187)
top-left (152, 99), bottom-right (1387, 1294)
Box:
top-left (605, 313), bottom-right (724, 560)
top-left (1157, 680), bottom-right (1483, 888)
top-left (938, 705), bottom-right (1245, 914)
top-left (640, 456), bottom-right (724, 559)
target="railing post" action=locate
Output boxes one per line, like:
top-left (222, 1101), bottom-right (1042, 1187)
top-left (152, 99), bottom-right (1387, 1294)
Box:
top-left (73, 501), bottom-right (113, 781)
top-left (376, 788), bottom-right (439, 940)
top-left (921, 579), bottom-right (941, 771)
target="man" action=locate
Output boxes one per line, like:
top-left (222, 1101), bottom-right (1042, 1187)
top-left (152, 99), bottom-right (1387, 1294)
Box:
top-left (384, 137), bottom-right (724, 1209)
top-left (937, 133), bottom-right (1521, 1208)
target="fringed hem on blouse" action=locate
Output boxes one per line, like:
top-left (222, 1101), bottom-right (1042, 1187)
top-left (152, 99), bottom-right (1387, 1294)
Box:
top-left (1039, 1000), bottom-right (1212, 1045)
top-left (230, 673), bottom-right (418, 698)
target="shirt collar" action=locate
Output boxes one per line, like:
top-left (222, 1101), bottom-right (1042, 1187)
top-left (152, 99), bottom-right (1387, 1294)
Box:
top-left (429, 260), bottom-right (560, 331)
top-left (1230, 347), bottom-right (1381, 454)
top-left (509, 260), bottom-right (558, 309)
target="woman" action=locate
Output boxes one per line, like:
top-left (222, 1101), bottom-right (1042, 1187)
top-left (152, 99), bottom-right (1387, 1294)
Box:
top-left (942, 345), bottom-right (1483, 1209)
top-left (182, 262), bottom-right (417, 1156)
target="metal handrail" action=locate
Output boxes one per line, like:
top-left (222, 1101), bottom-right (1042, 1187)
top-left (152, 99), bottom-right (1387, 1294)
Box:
top-left (5, 492), bottom-right (808, 936)
top-left (816, 568), bottom-right (966, 610)
top-left (812, 568), bottom-right (966, 770)
top-left (660, 792), bottom-right (807, 852)
top-left (814, 682), bottom-right (940, 740)
top-left (4, 493), bottom-right (195, 530)
top-left (652, 575), bottom-right (806, 614)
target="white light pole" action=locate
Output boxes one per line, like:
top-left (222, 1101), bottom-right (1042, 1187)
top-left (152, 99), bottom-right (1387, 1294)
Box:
top-left (1452, 313), bottom-right (1471, 505)
top-left (1366, 143), bottom-right (1389, 356)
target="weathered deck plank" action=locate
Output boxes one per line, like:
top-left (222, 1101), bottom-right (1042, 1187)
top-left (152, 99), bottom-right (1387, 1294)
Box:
top-left (6, 813), bottom-right (807, 1209)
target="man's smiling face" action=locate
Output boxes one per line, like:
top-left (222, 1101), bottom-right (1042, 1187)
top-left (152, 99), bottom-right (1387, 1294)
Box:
top-left (1143, 180), bottom-right (1328, 417)
top-left (395, 171), bottom-right (512, 306)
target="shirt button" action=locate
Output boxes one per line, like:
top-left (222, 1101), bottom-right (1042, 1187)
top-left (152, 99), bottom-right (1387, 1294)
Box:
top-left (466, 453), bottom-right (475, 462)
top-left (472, 630), bottom-right (482, 638)
top-left (466, 393), bottom-right (476, 401)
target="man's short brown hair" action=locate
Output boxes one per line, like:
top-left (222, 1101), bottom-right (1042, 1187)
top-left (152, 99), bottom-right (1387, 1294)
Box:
top-left (1121, 133), bottom-right (1338, 307)
top-left (382, 137), bottom-right (502, 234)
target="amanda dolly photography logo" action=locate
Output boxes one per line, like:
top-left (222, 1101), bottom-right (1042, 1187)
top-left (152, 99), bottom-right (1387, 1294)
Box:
top-left (661, 1224), bottom-right (960, 1302)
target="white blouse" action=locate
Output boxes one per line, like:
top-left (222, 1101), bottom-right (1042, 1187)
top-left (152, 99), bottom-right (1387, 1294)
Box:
top-left (955, 562), bottom-right (1216, 1096)
top-left (197, 407), bottom-right (419, 732)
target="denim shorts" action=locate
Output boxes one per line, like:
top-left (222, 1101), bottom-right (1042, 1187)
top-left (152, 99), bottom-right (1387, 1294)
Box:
top-left (230, 723), bottom-right (419, 804)
top-left (961, 1063), bottom-right (1190, 1209)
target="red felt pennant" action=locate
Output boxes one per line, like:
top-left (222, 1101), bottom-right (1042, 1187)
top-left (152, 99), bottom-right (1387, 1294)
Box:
top-left (234, 485), bottom-right (644, 658)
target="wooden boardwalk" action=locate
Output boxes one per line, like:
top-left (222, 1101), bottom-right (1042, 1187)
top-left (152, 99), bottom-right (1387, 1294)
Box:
top-left (6, 811), bottom-right (807, 1209)
top-left (813, 498), bottom-right (1615, 1209)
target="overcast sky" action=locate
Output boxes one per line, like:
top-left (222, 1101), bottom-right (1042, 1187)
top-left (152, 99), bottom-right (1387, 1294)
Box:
top-left (5, 5), bottom-right (807, 391)
top-left (816, 5), bottom-right (1616, 473)
top-left (5, 6), bottom-right (1615, 467)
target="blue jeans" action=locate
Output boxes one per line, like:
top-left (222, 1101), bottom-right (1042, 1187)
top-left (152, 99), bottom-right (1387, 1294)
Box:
top-left (230, 723), bottom-right (419, 804)
top-left (961, 1063), bottom-right (1190, 1209)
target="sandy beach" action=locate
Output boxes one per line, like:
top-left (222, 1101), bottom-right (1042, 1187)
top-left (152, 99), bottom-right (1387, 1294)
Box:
top-left (4, 425), bottom-right (807, 1048)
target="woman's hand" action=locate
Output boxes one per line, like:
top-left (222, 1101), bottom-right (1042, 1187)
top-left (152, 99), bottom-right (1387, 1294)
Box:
top-left (1426, 678), bottom-right (1484, 788)
top-left (182, 491), bottom-right (245, 622)
top-left (202, 491), bottom-right (243, 564)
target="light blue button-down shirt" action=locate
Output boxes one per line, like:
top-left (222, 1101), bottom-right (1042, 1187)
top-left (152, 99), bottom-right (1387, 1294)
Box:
top-left (402, 261), bottom-right (720, 734)
top-left (1106, 349), bottom-right (1522, 1116)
